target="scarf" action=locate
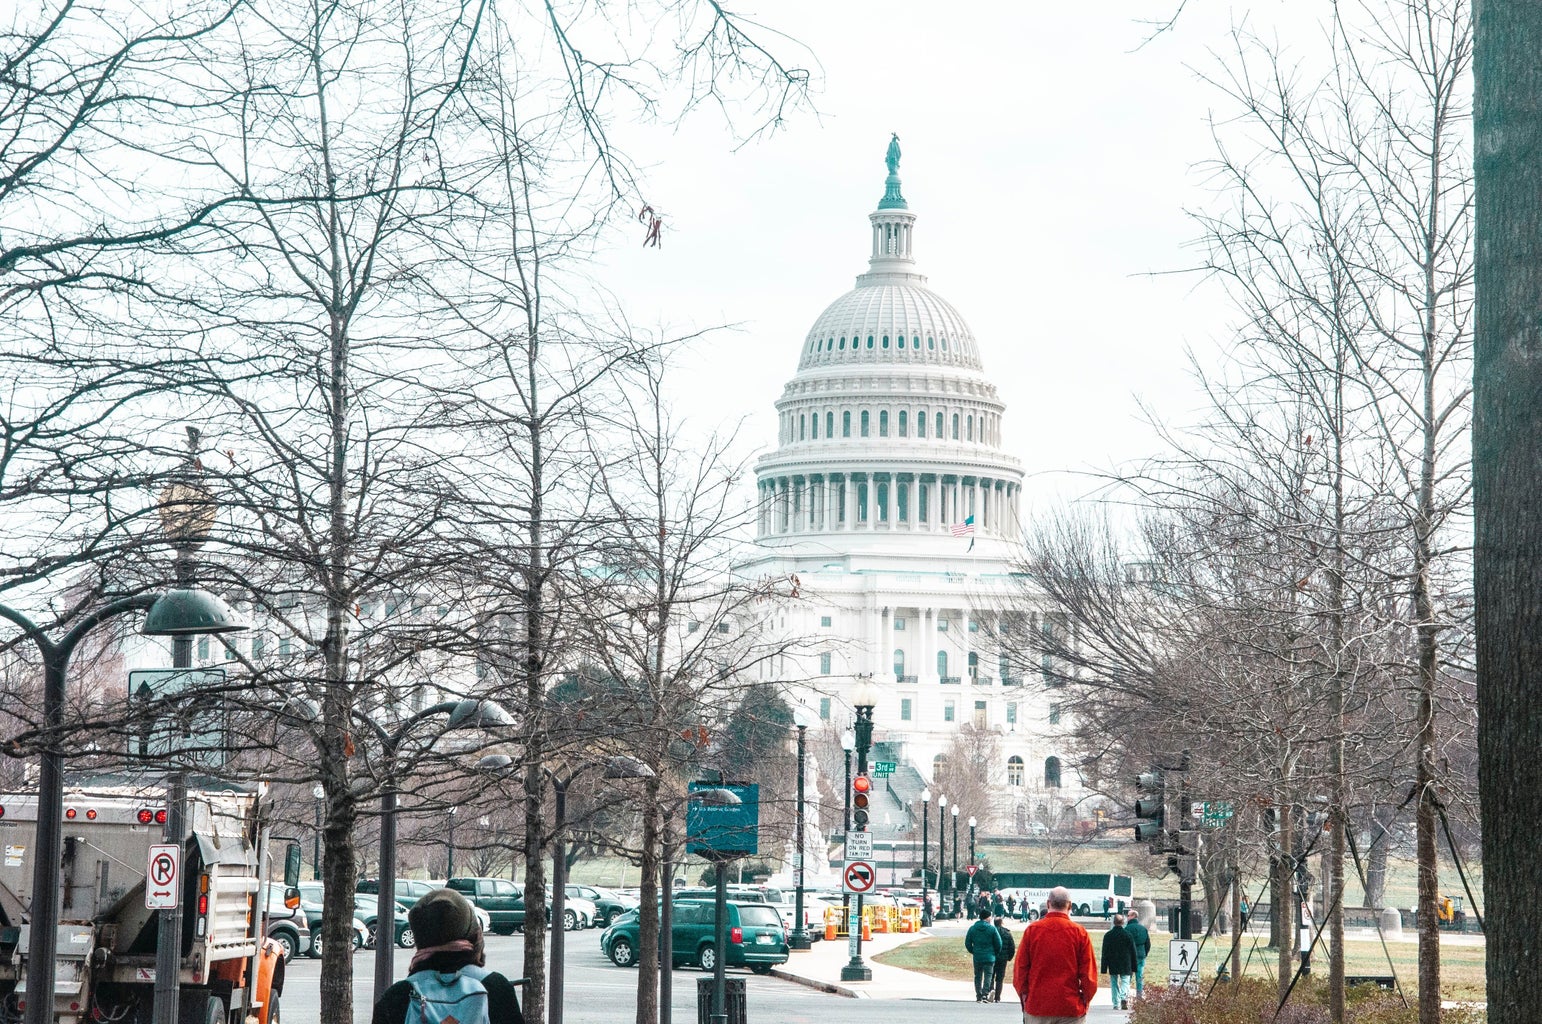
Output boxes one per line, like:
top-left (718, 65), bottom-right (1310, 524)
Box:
top-left (408, 939), bottom-right (477, 974)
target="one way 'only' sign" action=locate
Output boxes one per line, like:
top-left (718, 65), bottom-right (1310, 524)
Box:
top-left (842, 860), bottom-right (876, 894)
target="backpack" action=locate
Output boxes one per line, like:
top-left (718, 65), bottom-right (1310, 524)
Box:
top-left (405, 964), bottom-right (492, 1024)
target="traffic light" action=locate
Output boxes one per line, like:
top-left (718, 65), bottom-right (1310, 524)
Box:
top-left (1133, 769), bottom-right (1165, 847)
top-left (852, 774), bottom-right (872, 828)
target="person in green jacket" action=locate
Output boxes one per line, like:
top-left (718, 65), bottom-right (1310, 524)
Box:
top-left (1125, 909), bottom-right (1151, 1000)
top-left (964, 907), bottom-right (1002, 1002)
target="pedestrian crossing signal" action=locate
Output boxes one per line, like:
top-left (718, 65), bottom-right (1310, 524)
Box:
top-left (852, 774), bottom-right (871, 827)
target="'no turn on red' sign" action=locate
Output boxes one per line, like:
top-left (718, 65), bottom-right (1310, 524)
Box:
top-left (842, 860), bottom-right (876, 894)
top-left (145, 844), bottom-right (180, 910)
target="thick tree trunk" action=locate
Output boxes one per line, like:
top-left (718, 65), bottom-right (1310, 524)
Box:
top-left (1364, 805), bottom-right (1394, 910)
top-left (1275, 804), bottom-right (1295, 1004)
top-left (1474, 6), bottom-right (1542, 1024)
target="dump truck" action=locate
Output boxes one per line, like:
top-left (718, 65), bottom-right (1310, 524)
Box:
top-left (0, 783), bottom-right (289, 1023)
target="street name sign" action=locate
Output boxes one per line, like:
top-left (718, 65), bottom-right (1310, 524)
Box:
top-left (871, 761), bottom-right (896, 777)
top-left (1202, 801), bottom-right (1235, 829)
top-left (146, 844), bottom-right (180, 910)
top-left (128, 668), bottom-right (229, 769)
top-left (845, 831), bottom-right (873, 860)
top-left (842, 860), bottom-right (876, 894)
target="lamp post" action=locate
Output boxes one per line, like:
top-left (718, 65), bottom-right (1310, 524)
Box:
top-left (2, 586), bottom-right (244, 1024)
top-left (312, 784), bottom-right (325, 880)
top-left (920, 789), bottom-right (932, 926)
top-left (840, 676), bottom-right (879, 983)
top-left (548, 756), bottom-right (654, 1024)
top-left (357, 697), bottom-right (513, 1002)
top-left (839, 728), bottom-right (855, 923)
top-left (790, 704), bottom-right (818, 950)
top-left (938, 793), bottom-right (948, 915)
top-left (969, 816), bottom-right (978, 874)
top-left (952, 805), bottom-right (960, 908)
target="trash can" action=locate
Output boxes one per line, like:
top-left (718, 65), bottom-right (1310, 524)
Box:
top-left (697, 977), bottom-right (747, 1024)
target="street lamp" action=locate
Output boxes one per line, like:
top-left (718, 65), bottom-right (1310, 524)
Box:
top-left (790, 704), bottom-right (818, 950)
top-left (312, 784), bottom-right (325, 880)
top-left (447, 807), bottom-right (457, 879)
top-left (969, 816), bottom-right (978, 873)
top-left (952, 805), bottom-right (960, 907)
top-left (2, 585), bottom-right (244, 1024)
top-left (549, 755), bottom-right (654, 1024)
top-left (840, 676), bottom-right (880, 983)
top-left (920, 789), bottom-right (932, 926)
top-left (354, 696), bottom-right (512, 1002)
top-left (938, 793), bottom-right (948, 914)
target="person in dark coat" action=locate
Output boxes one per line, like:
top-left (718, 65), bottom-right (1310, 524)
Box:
top-left (1125, 909), bottom-right (1151, 1000)
top-left (991, 892), bottom-right (1006, 918)
top-left (963, 907), bottom-right (1003, 1002)
top-left (990, 916), bottom-right (1015, 1002)
top-left (372, 888), bottom-right (524, 1024)
top-left (1099, 912), bottom-right (1137, 1010)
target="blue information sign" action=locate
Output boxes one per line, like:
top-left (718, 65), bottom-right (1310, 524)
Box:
top-left (686, 782), bottom-right (759, 857)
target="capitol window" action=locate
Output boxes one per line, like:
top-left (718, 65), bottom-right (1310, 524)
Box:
top-left (827, 412), bottom-right (835, 437)
top-left (897, 335), bottom-right (905, 349)
top-left (899, 410), bottom-right (908, 436)
top-left (1007, 756), bottom-right (1024, 786)
top-left (952, 413), bottom-right (960, 440)
top-left (811, 415), bottom-right (819, 439)
top-left (867, 335), bottom-right (874, 348)
top-left (839, 337), bottom-right (846, 350)
top-left (943, 700), bottom-right (956, 723)
top-left (935, 411), bottom-right (944, 437)
top-left (879, 411), bottom-right (888, 436)
top-left (882, 335), bottom-right (889, 348)
top-left (928, 336), bottom-right (935, 350)
top-left (799, 415), bottom-right (806, 440)
top-left (918, 411), bottom-right (927, 437)
top-left (843, 411), bottom-right (851, 437)
top-left (861, 410), bottom-right (870, 437)
top-left (967, 415), bottom-right (974, 441)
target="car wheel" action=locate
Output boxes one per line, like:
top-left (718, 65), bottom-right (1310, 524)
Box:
top-left (363, 925), bottom-right (375, 949)
top-left (398, 927), bottom-right (415, 949)
top-left (751, 965), bottom-right (773, 975)
top-left (266, 993), bottom-right (281, 1024)
top-left (492, 925), bottom-right (514, 936)
top-left (309, 934), bottom-right (323, 959)
top-left (564, 909), bottom-right (578, 931)
top-left (609, 937), bottom-right (637, 968)
top-left (203, 994), bottom-right (226, 1024)
top-left (271, 929), bottom-right (297, 962)
top-left (596, 911), bottom-right (611, 929)
top-left (697, 943), bottom-right (717, 971)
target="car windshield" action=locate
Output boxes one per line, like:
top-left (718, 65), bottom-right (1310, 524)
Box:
top-left (737, 906), bottom-right (781, 928)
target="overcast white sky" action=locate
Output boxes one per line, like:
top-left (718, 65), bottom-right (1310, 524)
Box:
top-left (587, 2), bottom-right (1320, 507)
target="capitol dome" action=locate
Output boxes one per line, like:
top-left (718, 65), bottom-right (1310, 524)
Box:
top-left (753, 138), bottom-right (1023, 551)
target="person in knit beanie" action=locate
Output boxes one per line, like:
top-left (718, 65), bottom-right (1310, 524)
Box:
top-left (371, 888), bottom-right (524, 1024)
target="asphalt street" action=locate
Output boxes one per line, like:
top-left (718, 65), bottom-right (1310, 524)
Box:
top-left (278, 932), bottom-right (1012, 1024)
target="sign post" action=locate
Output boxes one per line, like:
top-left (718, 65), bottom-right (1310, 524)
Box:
top-left (1168, 938), bottom-right (1199, 992)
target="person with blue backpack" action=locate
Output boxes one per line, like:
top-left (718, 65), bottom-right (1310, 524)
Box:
top-left (371, 888), bottom-right (524, 1024)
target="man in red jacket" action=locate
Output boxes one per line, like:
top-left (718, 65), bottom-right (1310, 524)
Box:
top-left (1012, 886), bottom-right (1098, 1023)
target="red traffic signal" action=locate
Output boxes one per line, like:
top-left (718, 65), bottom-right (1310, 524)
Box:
top-left (852, 774), bottom-right (872, 827)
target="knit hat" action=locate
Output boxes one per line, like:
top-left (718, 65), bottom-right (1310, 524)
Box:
top-left (408, 888), bottom-right (479, 947)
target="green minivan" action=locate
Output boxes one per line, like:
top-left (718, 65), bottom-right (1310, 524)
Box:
top-left (601, 899), bottom-right (788, 974)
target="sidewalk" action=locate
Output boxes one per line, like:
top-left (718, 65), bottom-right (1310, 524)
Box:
top-left (771, 925), bottom-right (1134, 1020)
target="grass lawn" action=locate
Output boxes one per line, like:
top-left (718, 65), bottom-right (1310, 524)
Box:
top-left (875, 934), bottom-right (1487, 1003)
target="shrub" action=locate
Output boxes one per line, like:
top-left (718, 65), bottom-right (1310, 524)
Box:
top-left (1127, 978), bottom-right (1485, 1024)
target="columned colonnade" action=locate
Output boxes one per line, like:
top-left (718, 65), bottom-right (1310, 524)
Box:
top-left (756, 470), bottom-right (1020, 537)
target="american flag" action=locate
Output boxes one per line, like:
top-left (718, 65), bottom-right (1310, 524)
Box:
top-left (950, 515), bottom-right (976, 537)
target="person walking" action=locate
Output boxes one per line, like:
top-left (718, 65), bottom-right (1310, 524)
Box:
top-left (992, 891), bottom-right (1007, 919)
top-left (372, 888), bottom-right (524, 1024)
top-left (964, 906), bottom-right (1003, 1003)
top-left (1100, 910), bottom-right (1137, 1011)
top-left (1124, 909), bottom-right (1150, 1001)
top-left (1012, 886), bottom-right (1097, 1023)
top-left (990, 916), bottom-right (1016, 1002)
top-left (1240, 896), bottom-right (1250, 932)
top-left (1006, 894), bottom-right (1018, 918)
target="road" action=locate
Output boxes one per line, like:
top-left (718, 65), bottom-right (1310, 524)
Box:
top-left (277, 933), bottom-right (1008, 1023)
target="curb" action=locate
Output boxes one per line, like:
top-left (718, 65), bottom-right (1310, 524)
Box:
top-left (769, 968), bottom-right (863, 998)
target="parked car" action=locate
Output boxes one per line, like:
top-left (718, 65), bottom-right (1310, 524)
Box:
top-left (357, 877), bottom-right (439, 908)
top-left (262, 890), bottom-right (312, 963)
top-left (355, 894), bottom-right (415, 948)
top-left (564, 884), bottom-right (634, 928)
top-left (296, 882), bottom-right (372, 956)
top-left (447, 877), bottom-right (595, 932)
top-left (601, 899), bottom-right (788, 974)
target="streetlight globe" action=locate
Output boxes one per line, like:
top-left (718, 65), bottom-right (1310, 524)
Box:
top-left (850, 677), bottom-right (881, 709)
top-left (938, 794), bottom-right (947, 808)
top-left (840, 730), bottom-right (855, 752)
top-left (969, 816), bottom-right (977, 828)
top-left (921, 788), bottom-right (931, 803)
top-left (792, 703), bottom-right (819, 729)
top-left (952, 805), bottom-right (959, 817)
